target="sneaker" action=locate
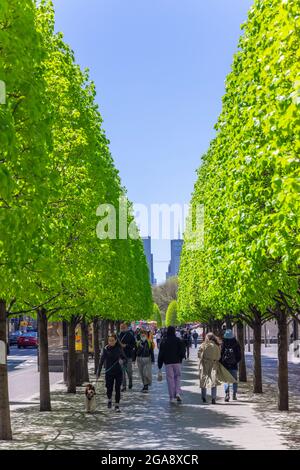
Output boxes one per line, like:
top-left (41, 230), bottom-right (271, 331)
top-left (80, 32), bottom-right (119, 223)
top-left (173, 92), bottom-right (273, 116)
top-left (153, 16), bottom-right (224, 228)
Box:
top-left (107, 400), bottom-right (112, 409)
top-left (121, 386), bottom-right (126, 392)
top-left (176, 395), bottom-right (182, 403)
top-left (170, 398), bottom-right (177, 404)
top-left (141, 385), bottom-right (149, 393)
top-left (202, 397), bottom-right (207, 403)
top-left (225, 393), bottom-right (230, 402)
top-left (233, 393), bottom-right (237, 400)
top-left (115, 405), bottom-right (121, 412)
top-left (212, 398), bottom-right (216, 404)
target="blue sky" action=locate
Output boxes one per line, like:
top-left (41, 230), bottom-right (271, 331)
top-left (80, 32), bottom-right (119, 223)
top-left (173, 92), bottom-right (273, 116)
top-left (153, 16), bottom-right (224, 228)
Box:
top-left (52, 0), bottom-right (253, 283)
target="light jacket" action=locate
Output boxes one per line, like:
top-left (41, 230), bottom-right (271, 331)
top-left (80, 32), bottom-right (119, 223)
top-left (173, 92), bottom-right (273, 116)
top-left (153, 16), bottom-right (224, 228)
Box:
top-left (198, 340), bottom-right (237, 388)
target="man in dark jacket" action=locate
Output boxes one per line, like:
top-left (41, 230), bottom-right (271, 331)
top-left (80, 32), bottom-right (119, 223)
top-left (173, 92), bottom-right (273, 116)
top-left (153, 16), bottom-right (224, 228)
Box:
top-left (220, 329), bottom-right (242, 401)
top-left (192, 330), bottom-right (199, 348)
top-left (118, 323), bottom-right (136, 391)
top-left (158, 326), bottom-right (186, 403)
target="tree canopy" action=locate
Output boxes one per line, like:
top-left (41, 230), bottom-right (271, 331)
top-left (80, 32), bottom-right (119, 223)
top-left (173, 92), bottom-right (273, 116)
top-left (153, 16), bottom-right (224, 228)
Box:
top-left (178, 0), bottom-right (300, 324)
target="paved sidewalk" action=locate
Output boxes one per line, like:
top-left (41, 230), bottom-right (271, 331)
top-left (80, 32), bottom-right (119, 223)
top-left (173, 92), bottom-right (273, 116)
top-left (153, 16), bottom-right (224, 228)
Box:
top-left (0, 347), bottom-right (289, 450)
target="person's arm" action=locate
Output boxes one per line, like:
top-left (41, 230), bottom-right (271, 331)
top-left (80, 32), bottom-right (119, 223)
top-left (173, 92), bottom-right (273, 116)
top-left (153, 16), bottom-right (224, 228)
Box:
top-left (216, 344), bottom-right (221, 362)
top-left (120, 346), bottom-right (127, 363)
top-left (150, 344), bottom-right (155, 363)
top-left (157, 341), bottom-right (164, 369)
top-left (235, 341), bottom-right (242, 363)
top-left (96, 349), bottom-right (106, 378)
top-left (198, 345), bottom-right (203, 360)
top-left (179, 338), bottom-right (186, 360)
top-left (219, 342), bottom-right (225, 363)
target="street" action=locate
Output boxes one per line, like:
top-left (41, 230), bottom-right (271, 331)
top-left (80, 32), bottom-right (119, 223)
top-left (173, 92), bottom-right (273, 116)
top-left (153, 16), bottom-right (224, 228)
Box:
top-left (246, 351), bottom-right (300, 396)
top-left (8, 347), bottom-right (62, 406)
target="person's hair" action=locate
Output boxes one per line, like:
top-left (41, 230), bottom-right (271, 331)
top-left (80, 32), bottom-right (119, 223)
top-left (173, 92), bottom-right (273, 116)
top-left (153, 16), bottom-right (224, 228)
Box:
top-left (167, 326), bottom-right (176, 337)
top-left (108, 333), bottom-right (117, 341)
top-left (205, 332), bottom-right (220, 345)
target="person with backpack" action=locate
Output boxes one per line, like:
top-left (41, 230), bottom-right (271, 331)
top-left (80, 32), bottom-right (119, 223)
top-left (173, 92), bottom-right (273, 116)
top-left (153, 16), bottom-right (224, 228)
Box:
top-left (158, 326), bottom-right (186, 403)
top-left (136, 329), bottom-right (155, 393)
top-left (96, 333), bottom-right (127, 412)
top-left (192, 330), bottom-right (199, 348)
top-left (198, 332), bottom-right (237, 404)
top-left (220, 329), bottom-right (242, 401)
top-left (118, 323), bottom-right (137, 392)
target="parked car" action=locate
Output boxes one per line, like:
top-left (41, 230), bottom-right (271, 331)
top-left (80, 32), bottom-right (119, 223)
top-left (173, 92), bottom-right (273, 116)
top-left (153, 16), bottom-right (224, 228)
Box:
top-left (17, 332), bottom-right (38, 349)
top-left (9, 330), bottom-right (23, 346)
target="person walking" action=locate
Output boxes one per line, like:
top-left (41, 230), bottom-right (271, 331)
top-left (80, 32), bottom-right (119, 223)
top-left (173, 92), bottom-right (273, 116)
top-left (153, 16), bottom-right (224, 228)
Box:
top-left (220, 329), bottom-right (242, 402)
top-left (156, 329), bottom-right (162, 349)
top-left (192, 330), bottom-right (199, 348)
top-left (96, 333), bottom-right (127, 412)
top-left (118, 323), bottom-right (136, 392)
top-left (136, 330), bottom-right (155, 393)
top-left (183, 329), bottom-right (192, 359)
top-left (198, 332), bottom-right (236, 404)
top-left (158, 326), bottom-right (186, 403)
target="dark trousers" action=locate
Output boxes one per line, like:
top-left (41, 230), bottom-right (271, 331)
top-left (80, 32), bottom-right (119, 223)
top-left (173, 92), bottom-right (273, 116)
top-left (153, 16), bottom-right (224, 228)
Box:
top-left (106, 372), bottom-right (123, 403)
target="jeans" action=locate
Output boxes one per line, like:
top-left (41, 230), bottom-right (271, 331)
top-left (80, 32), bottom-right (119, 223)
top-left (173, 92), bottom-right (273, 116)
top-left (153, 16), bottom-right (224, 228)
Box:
top-left (122, 358), bottom-right (133, 388)
top-left (165, 363), bottom-right (182, 399)
top-left (224, 369), bottom-right (238, 394)
top-left (193, 339), bottom-right (198, 348)
top-left (106, 372), bottom-right (123, 403)
top-left (201, 387), bottom-right (217, 400)
top-left (137, 356), bottom-right (152, 386)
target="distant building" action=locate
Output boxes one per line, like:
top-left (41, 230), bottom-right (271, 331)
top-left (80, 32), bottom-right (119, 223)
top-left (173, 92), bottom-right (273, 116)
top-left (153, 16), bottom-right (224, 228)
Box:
top-left (142, 236), bottom-right (156, 285)
top-left (166, 238), bottom-right (183, 279)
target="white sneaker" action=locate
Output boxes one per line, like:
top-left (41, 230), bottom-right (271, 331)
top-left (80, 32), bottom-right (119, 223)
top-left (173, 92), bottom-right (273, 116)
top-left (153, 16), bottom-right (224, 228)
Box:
top-left (170, 398), bottom-right (177, 404)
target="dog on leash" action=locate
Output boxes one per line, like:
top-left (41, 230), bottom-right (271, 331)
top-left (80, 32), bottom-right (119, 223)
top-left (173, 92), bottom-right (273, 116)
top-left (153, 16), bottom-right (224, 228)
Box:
top-left (85, 384), bottom-right (96, 413)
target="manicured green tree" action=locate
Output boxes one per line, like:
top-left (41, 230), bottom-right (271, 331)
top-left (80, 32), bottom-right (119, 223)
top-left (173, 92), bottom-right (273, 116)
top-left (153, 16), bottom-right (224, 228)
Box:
top-left (1, 0), bottom-right (153, 433)
top-left (178, 0), bottom-right (300, 411)
top-left (149, 303), bottom-right (162, 327)
top-left (166, 300), bottom-right (178, 327)
top-left (0, 0), bottom-right (55, 440)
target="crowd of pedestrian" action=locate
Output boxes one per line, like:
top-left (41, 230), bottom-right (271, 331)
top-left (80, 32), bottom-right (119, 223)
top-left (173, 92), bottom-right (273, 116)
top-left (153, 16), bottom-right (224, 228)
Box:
top-left (95, 322), bottom-right (241, 412)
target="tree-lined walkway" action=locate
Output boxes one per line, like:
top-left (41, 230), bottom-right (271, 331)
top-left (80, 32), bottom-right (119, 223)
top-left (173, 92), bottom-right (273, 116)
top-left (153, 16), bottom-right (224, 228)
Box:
top-left (0, 348), bottom-right (288, 450)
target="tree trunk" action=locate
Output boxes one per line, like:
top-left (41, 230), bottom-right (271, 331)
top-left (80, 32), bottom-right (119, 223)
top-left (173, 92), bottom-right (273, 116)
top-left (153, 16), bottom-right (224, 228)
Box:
top-left (115, 320), bottom-right (121, 333)
top-left (253, 321), bottom-right (263, 393)
top-left (0, 299), bottom-right (12, 440)
top-left (247, 325), bottom-right (251, 352)
top-left (237, 321), bottom-right (247, 382)
top-left (109, 320), bottom-right (115, 335)
top-left (103, 320), bottom-right (109, 345)
top-left (38, 309), bottom-right (51, 411)
top-left (212, 319), bottom-right (223, 337)
top-left (6, 316), bottom-right (10, 356)
top-left (93, 318), bottom-right (100, 375)
top-left (67, 317), bottom-right (77, 393)
top-left (81, 319), bottom-right (89, 383)
top-left (277, 310), bottom-right (289, 411)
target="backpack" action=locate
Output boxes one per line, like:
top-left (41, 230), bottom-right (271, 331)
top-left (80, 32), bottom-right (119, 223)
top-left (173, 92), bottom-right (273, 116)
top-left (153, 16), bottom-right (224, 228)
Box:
top-left (222, 346), bottom-right (236, 368)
